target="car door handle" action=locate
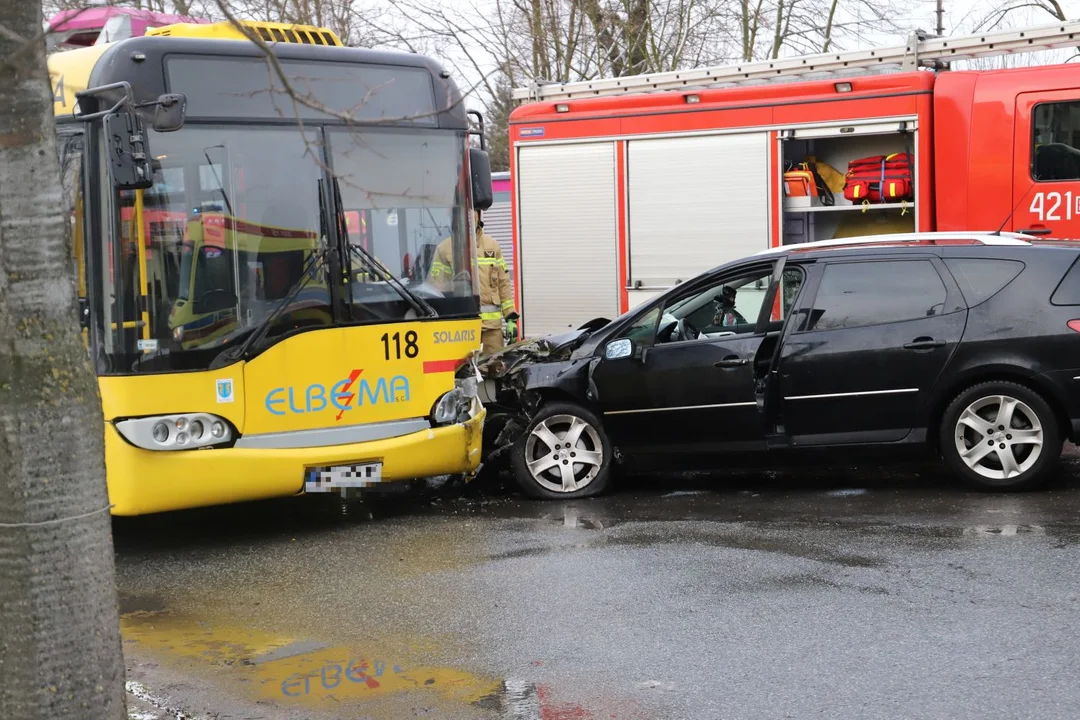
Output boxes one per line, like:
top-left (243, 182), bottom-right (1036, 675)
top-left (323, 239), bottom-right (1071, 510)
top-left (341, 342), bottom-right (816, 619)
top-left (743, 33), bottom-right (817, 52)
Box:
top-left (903, 337), bottom-right (946, 350)
top-left (715, 356), bottom-right (749, 368)
top-left (1017, 227), bottom-right (1052, 235)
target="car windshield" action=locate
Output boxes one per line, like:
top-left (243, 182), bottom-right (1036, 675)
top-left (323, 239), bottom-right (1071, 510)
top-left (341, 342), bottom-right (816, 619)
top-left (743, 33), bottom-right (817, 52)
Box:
top-left (95, 125), bottom-right (478, 374)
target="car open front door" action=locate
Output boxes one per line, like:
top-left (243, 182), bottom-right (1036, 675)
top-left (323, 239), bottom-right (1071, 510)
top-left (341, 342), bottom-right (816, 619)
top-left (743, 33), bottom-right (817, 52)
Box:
top-left (591, 260), bottom-right (799, 457)
top-left (774, 255), bottom-right (966, 446)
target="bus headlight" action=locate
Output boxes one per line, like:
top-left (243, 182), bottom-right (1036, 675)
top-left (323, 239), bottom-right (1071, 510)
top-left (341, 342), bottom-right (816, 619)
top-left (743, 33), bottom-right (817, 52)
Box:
top-left (431, 377), bottom-right (479, 426)
top-left (115, 413), bottom-right (234, 451)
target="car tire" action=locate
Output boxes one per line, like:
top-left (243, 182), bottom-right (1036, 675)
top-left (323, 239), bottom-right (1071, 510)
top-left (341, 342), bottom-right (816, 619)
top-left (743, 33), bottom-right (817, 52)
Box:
top-left (939, 381), bottom-right (1063, 491)
top-left (510, 402), bottom-right (613, 500)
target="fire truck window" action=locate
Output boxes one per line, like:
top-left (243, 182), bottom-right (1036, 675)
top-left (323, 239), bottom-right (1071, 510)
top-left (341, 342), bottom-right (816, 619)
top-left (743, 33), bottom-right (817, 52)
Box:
top-left (1033, 102), bottom-right (1080, 181)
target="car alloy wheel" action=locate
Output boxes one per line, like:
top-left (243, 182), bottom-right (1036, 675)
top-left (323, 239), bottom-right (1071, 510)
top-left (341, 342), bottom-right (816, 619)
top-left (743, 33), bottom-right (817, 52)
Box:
top-left (523, 414), bottom-right (605, 493)
top-left (953, 394), bottom-right (1044, 482)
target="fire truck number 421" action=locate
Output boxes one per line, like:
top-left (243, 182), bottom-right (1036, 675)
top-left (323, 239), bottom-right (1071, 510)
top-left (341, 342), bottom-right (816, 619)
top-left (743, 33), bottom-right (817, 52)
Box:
top-left (1030, 191), bottom-right (1080, 222)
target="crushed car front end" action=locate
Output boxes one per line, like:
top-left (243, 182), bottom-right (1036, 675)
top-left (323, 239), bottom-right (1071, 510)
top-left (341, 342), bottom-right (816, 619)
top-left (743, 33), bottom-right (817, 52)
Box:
top-left (468, 320), bottom-right (610, 471)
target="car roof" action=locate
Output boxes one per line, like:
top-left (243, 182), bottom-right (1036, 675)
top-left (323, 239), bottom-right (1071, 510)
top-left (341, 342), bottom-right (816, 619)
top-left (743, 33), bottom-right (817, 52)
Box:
top-left (688, 232), bottom-right (1080, 291)
top-left (752, 231), bottom-right (1037, 260)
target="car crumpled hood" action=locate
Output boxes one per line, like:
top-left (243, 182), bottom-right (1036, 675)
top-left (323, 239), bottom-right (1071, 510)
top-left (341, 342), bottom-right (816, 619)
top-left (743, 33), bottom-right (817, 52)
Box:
top-left (476, 318), bottom-right (609, 380)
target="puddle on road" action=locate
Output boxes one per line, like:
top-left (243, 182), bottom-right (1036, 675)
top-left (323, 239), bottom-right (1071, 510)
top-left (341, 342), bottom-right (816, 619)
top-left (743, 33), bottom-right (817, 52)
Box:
top-left (963, 524), bottom-right (1047, 537)
top-left (120, 609), bottom-right (606, 719)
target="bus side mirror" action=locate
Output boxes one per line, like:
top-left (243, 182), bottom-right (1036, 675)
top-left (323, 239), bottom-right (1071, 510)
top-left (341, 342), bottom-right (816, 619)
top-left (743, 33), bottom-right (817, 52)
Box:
top-left (103, 110), bottom-right (153, 190)
top-left (152, 93), bottom-right (186, 133)
top-left (470, 147), bottom-right (493, 211)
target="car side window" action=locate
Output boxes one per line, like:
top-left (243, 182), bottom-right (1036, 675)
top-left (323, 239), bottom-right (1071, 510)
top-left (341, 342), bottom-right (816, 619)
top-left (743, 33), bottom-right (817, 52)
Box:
top-left (775, 268), bottom-right (804, 325)
top-left (804, 260), bottom-right (947, 332)
top-left (619, 306), bottom-right (661, 345)
top-left (652, 267), bottom-right (776, 344)
top-left (945, 258), bottom-right (1024, 307)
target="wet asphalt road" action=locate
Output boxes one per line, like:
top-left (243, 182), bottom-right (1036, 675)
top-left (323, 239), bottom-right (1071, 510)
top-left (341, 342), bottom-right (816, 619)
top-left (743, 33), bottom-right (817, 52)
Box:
top-left (114, 458), bottom-right (1080, 720)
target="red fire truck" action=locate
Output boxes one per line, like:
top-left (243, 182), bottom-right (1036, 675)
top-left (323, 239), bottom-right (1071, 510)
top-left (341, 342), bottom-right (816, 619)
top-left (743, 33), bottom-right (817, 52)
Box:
top-left (507, 20), bottom-right (1080, 338)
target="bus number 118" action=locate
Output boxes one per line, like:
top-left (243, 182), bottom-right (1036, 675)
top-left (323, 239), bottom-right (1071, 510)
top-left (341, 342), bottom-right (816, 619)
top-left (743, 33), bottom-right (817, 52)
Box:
top-left (381, 331), bottom-right (419, 360)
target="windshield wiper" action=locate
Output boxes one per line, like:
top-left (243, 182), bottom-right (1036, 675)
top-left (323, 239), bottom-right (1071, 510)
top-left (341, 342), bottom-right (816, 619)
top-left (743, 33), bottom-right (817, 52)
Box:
top-left (331, 177), bottom-right (437, 319)
top-left (345, 243), bottom-right (437, 318)
top-left (208, 245), bottom-right (328, 369)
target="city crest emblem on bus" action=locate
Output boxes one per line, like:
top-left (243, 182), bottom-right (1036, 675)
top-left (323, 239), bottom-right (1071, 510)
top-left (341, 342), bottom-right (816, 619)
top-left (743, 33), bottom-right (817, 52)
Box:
top-left (216, 379), bottom-right (234, 404)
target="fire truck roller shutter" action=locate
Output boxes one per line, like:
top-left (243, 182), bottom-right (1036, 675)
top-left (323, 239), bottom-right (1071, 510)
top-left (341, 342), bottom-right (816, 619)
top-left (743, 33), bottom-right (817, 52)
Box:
top-left (517, 142), bottom-right (618, 337)
top-left (626, 132), bottom-right (769, 307)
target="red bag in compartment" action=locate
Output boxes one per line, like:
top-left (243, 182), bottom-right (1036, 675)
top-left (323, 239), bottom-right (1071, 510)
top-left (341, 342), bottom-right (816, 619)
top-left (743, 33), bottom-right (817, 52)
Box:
top-left (843, 152), bottom-right (913, 203)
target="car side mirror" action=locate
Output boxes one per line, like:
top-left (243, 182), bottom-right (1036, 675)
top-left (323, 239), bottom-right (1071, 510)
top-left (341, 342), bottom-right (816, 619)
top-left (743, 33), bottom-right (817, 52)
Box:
top-left (103, 110), bottom-right (153, 190)
top-left (151, 93), bottom-right (186, 132)
top-left (469, 147), bottom-right (493, 211)
top-left (604, 338), bottom-right (633, 360)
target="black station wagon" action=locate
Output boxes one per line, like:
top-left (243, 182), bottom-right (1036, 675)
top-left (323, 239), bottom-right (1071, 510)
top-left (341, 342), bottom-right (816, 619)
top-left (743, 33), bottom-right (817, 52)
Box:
top-left (475, 232), bottom-right (1080, 498)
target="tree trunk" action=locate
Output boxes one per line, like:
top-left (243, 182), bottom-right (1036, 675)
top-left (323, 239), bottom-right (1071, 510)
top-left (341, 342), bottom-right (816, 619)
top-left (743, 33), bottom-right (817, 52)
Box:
top-left (624, 0), bottom-right (650, 76)
top-left (770, 0), bottom-right (785, 59)
top-left (822, 0), bottom-right (839, 52)
top-left (578, 0), bottom-right (625, 76)
top-left (0, 1), bottom-right (126, 719)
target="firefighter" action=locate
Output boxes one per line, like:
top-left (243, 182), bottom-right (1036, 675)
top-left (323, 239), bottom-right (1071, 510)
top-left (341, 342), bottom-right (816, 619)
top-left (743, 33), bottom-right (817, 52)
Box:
top-left (428, 210), bottom-right (517, 354)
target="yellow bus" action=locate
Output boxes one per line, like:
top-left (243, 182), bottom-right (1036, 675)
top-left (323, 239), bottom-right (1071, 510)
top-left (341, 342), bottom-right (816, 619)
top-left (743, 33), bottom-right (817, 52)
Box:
top-left (49, 20), bottom-right (492, 515)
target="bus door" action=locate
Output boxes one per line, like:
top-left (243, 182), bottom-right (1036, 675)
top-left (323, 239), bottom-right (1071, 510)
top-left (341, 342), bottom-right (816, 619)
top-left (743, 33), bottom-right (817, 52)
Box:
top-left (1013, 89), bottom-right (1080, 238)
top-left (58, 132), bottom-right (90, 348)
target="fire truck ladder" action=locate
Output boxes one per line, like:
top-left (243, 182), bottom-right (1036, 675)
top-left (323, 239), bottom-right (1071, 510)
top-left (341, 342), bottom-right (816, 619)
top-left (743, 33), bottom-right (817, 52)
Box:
top-left (514, 19), bottom-right (1080, 102)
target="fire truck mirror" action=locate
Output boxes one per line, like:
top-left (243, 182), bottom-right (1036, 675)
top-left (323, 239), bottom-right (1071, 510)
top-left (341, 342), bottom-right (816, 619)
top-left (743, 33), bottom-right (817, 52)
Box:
top-left (470, 147), bottom-right (493, 211)
top-left (103, 110), bottom-right (154, 191)
top-left (151, 93), bottom-right (187, 133)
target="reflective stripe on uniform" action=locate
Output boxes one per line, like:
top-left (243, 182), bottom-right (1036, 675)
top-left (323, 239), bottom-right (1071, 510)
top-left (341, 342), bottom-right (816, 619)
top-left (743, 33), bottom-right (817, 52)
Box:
top-left (480, 304), bottom-right (500, 313)
top-left (478, 258), bottom-right (499, 266)
top-left (430, 260), bottom-right (452, 276)
top-left (480, 311), bottom-right (503, 321)
top-left (501, 299), bottom-right (515, 310)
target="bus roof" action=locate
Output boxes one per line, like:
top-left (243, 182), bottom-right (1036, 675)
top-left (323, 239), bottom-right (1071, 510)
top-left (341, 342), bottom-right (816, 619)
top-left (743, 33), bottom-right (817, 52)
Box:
top-left (47, 21), bottom-right (466, 129)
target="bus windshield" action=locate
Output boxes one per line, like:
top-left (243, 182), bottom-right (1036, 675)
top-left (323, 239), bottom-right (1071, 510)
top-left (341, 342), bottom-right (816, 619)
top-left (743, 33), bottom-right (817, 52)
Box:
top-left (96, 125), bottom-right (478, 374)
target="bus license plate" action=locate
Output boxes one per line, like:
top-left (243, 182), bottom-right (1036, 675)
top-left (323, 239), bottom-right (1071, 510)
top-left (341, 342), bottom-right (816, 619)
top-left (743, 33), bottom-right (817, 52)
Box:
top-left (305, 463), bottom-right (383, 493)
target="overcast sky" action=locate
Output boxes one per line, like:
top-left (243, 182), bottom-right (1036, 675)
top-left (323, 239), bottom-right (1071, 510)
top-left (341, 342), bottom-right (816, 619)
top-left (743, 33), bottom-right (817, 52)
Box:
top-left (377, 0), bottom-right (1080, 110)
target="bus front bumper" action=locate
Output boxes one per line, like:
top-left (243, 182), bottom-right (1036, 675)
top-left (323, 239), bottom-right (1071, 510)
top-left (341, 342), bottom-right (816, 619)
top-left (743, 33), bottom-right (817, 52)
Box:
top-left (105, 409), bottom-right (485, 516)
